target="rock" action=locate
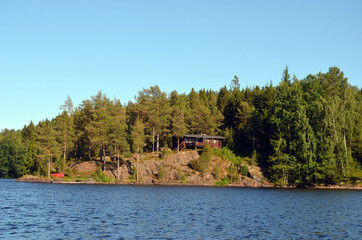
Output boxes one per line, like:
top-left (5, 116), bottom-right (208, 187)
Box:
top-left (261, 182), bottom-right (274, 188)
top-left (248, 165), bottom-right (266, 182)
top-left (16, 175), bottom-right (51, 183)
top-left (243, 177), bottom-right (262, 187)
top-left (73, 161), bottom-right (98, 175)
top-left (167, 151), bottom-right (199, 167)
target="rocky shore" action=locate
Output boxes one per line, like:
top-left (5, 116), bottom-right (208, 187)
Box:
top-left (16, 175), bottom-right (362, 190)
top-left (16, 150), bottom-right (362, 190)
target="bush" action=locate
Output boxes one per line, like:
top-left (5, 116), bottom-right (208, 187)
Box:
top-left (227, 164), bottom-right (239, 182)
top-left (239, 164), bottom-right (249, 176)
top-left (92, 165), bottom-right (115, 183)
top-left (160, 143), bottom-right (170, 160)
top-left (65, 168), bottom-right (73, 177)
top-left (190, 143), bottom-right (213, 173)
top-left (213, 163), bottom-right (222, 180)
top-left (213, 147), bottom-right (242, 165)
top-left (215, 177), bottom-right (230, 186)
top-left (244, 150), bottom-right (258, 165)
top-left (174, 169), bottom-right (187, 183)
top-left (129, 166), bottom-right (137, 181)
top-left (156, 164), bottom-right (166, 179)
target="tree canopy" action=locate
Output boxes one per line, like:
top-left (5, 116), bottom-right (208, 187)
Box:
top-left (1, 67), bottom-right (361, 185)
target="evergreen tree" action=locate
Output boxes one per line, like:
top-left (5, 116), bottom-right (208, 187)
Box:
top-left (37, 120), bottom-right (60, 177)
top-left (87, 91), bottom-right (111, 171)
top-left (55, 110), bottom-right (74, 171)
top-left (131, 115), bottom-right (145, 182)
top-left (22, 122), bottom-right (38, 175)
top-left (107, 99), bottom-right (129, 180)
top-left (170, 91), bottom-right (187, 152)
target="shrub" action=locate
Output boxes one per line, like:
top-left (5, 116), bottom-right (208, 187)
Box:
top-left (160, 143), bottom-right (170, 160)
top-left (213, 147), bottom-right (242, 165)
top-left (215, 177), bottom-right (230, 186)
top-left (190, 143), bottom-right (213, 173)
top-left (227, 164), bottom-right (239, 182)
top-left (156, 164), bottom-right (166, 179)
top-left (92, 165), bottom-right (115, 183)
top-left (244, 150), bottom-right (258, 165)
top-left (174, 169), bottom-right (187, 183)
top-left (213, 163), bottom-right (222, 180)
top-left (239, 164), bottom-right (249, 176)
top-left (65, 168), bottom-right (73, 177)
top-left (129, 166), bottom-right (137, 181)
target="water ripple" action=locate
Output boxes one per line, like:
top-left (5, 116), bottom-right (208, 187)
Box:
top-left (0, 180), bottom-right (361, 239)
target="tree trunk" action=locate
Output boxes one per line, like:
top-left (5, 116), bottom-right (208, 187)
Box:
top-left (48, 145), bottom-right (51, 178)
top-left (152, 127), bottom-right (155, 154)
top-left (177, 136), bottom-right (179, 153)
top-left (64, 133), bottom-right (66, 162)
top-left (117, 146), bottom-right (120, 181)
top-left (137, 145), bottom-right (139, 182)
top-left (156, 132), bottom-right (159, 152)
top-left (103, 143), bottom-right (106, 172)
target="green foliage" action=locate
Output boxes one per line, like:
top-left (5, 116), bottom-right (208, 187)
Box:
top-left (23, 122), bottom-right (38, 175)
top-left (213, 147), bottom-right (242, 165)
top-left (227, 164), bottom-right (239, 182)
top-left (213, 163), bottom-right (222, 180)
top-left (215, 177), bottom-right (230, 186)
top-left (0, 130), bottom-right (26, 178)
top-left (65, 168), bottom-right (73, 177)
top-left (92, 165), bottom-right (115, 183)
top-left (190, 143), bottom-right (213, 173)
top-left (174, 169), bottom-right (187, 182)
top-left (160, 143), bottom-right (170, 159)
top-left (156, 164), bottom-right (166, 179)
top-left (0, 66), bottom-right (361, 186)
top-left (239, 164), bottom-right (249, 176)
top-left (129, 166), bottom-right (137, 181)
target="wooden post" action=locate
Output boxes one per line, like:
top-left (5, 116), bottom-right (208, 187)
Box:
top-left (177, 136), bottom-right (179, 153)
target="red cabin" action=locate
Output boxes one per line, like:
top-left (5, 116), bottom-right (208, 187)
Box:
top-left (182, 134), bottom-right (226, 150)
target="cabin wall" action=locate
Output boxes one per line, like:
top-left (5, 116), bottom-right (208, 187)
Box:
top-left (178, 136), bottom-right (224, 149)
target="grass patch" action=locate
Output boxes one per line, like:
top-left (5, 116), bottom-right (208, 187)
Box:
top-left (92, 166), bottom-right (116, 183)
top-left (215, 177), bottom-right (230, 186)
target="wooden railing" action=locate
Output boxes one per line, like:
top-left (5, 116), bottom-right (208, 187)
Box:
top-left (179, 140), bottom-right (186, 152)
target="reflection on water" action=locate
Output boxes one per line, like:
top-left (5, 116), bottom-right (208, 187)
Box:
top-left (0, 179), bottom-right (361, 239)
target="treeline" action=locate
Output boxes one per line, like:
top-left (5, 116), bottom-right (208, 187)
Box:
top-left (1, 67), bottom-right (361, 185)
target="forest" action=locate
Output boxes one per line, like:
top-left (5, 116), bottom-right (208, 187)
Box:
top-left (1, 67), bottom-right (361, 185)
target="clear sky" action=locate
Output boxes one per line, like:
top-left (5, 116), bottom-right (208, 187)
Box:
top-left (1, 0), bottom-right (361, 130)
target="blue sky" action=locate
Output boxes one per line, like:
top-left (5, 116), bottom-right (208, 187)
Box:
top-left (1, 0), bottom-right (361, 130)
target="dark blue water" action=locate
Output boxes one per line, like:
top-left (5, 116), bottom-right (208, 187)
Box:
top-left (0, 179), bottom-right (361, 239)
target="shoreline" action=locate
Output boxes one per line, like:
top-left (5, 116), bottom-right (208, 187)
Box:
top-left (15, 176), bottom-right (362, 190)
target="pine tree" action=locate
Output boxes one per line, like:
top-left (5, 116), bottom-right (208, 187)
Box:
top-left (87, 91), bottom-right (111, 171)
top-left (55, 110), bottom-right (74, 171)
top-left (170, 91), bottom-right (187, 152)
top-left (131, 115), bottom-right (145, 182)
top-left (22, 122), bottom-right (38, 175)
top-left (37, 120), bottom-right (60, 177)
top-left (107, 99), bottom-right (129, 180)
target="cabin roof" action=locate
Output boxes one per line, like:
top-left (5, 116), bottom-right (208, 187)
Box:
top-left (184, 134), bottom-right (226, 140)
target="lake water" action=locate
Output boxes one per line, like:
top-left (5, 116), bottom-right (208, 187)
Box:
top-left (0, 179), bottom-right (361, 239)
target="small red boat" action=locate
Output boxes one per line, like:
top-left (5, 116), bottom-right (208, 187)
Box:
top-left (51, 173), bottom-right (65, 178)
